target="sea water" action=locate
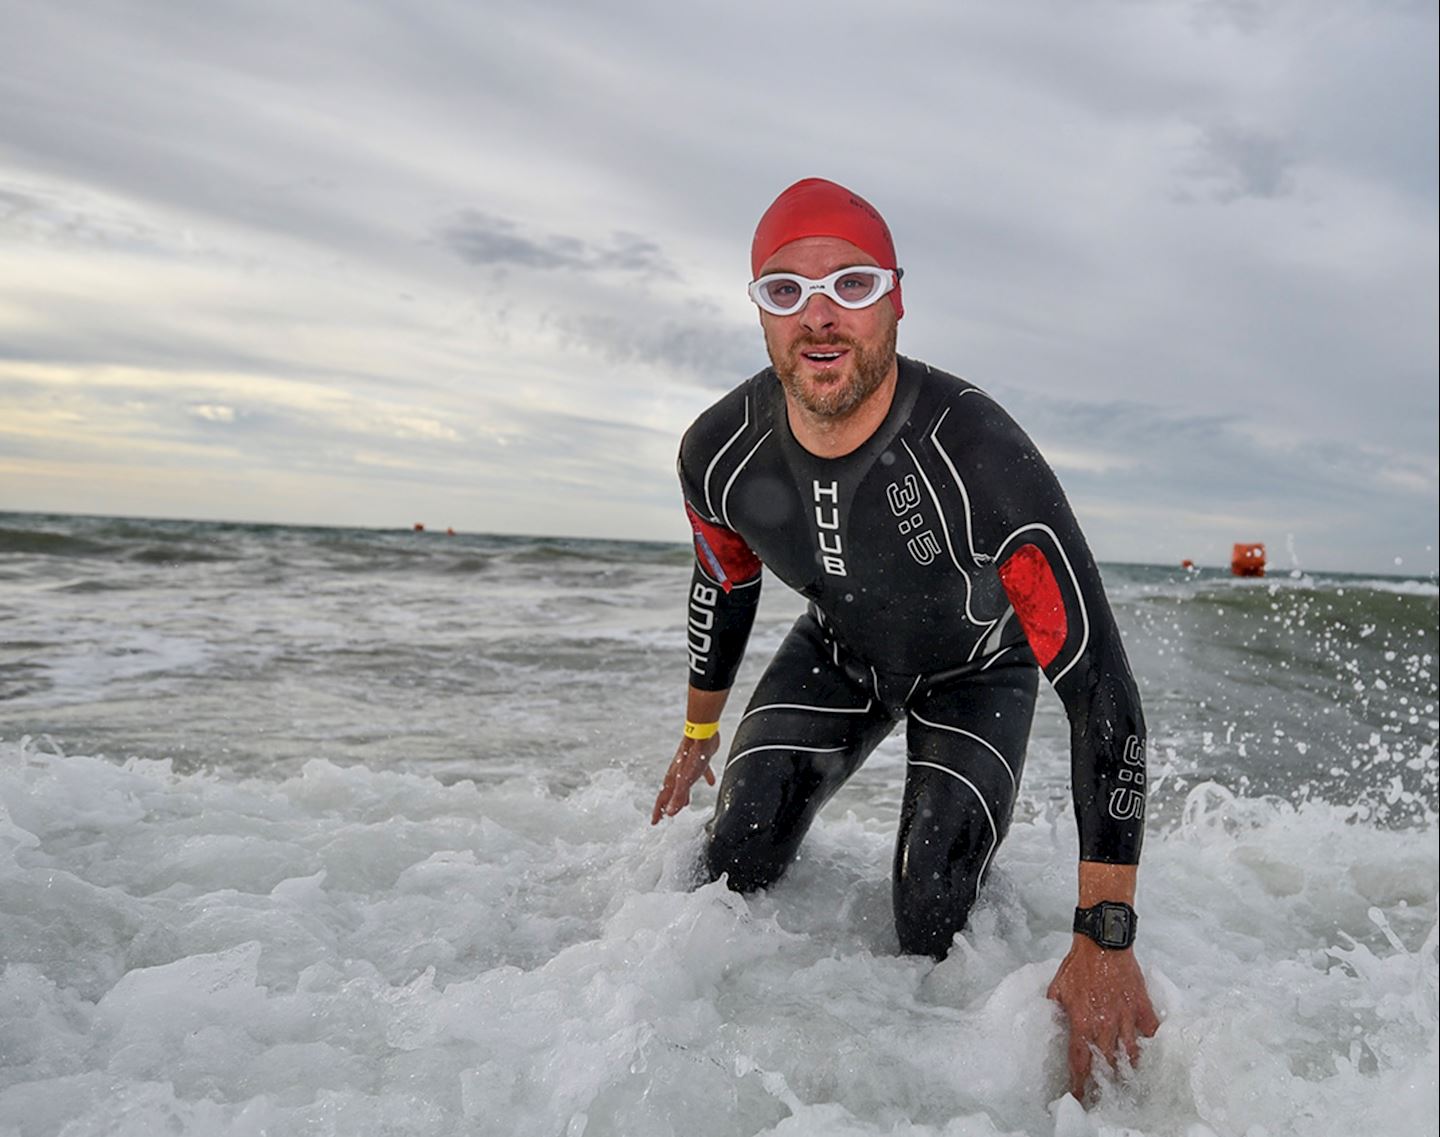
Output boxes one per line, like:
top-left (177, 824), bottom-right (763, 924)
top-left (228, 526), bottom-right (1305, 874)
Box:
top-left (0, 512), bottom-right (1435, 1137)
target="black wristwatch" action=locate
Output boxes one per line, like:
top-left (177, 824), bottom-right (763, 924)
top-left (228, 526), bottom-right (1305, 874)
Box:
top-left (1073, 901), bottom-right (1137, 949)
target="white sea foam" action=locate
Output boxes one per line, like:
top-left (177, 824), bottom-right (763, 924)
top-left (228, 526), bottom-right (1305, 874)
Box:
top-left (2, 519), bottom-right (1435, 1132)
top-left (29, 627), bottom-right (216, 708)
top-left (0, 738), bottom-right (1434, 1137)
top-left (1339, 578), bottom-right (1440, 598)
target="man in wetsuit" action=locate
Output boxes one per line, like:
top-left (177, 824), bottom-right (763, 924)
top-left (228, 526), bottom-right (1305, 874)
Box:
top-left (650, 177), bottom-right (1159, 1098)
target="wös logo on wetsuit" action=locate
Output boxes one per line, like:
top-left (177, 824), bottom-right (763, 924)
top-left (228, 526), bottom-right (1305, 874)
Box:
top-left (886, 474), bottom-right (942, 566)
top-left (1106, 734), bottom-right (1146, 822)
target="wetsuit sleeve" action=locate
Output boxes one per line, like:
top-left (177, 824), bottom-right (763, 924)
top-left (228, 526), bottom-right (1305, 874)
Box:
top-left (949, 397), bottom-right (1147, 864)
top-left (677, 438), bottom-right (763, 692)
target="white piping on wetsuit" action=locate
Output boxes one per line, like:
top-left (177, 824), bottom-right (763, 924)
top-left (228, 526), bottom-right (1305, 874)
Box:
top-left (981, 607), bottom-right (1014, 656)
top-left (907, 709), bottom-right (1017, 792)
top-left (702, 396), bottom-right (750, 522)
top-left (929, 399), bottom-right (986, 562)
top-left (979, 647), bottom-right (1012, 671)
top-left (741, 699), bottom-right (874, 722)
top-left (905, 758), bottom-right (998, 904)
top-left (726, 742), bottom-right (849, 769)
top-left (720, 430), bottom-right (774, 530)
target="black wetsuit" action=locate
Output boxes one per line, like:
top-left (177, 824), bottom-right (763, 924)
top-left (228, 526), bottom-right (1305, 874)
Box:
top-left (678, 357), bottom-right (1146, 957)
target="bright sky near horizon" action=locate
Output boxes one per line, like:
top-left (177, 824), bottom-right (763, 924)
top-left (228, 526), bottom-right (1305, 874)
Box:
top-left (1, 1), bottom-right (1436, 575)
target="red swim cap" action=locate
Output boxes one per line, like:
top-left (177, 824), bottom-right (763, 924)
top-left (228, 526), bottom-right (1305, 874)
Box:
top-left (750, 178), bottom-right (903, 319)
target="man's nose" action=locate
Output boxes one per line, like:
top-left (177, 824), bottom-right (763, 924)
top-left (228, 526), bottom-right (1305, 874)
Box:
top-left (799, 293), bottom-right (838, 332)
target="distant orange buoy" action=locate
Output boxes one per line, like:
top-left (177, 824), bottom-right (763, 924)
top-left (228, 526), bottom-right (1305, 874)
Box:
top-left (446, 528), bottom-right (455, 537)
top-left (1231, 543), bottom-right (1266, 577)
top-left (413, 523), bottom-right (425, 533)
top-left (1181, 559), bottom-right (1195, 569)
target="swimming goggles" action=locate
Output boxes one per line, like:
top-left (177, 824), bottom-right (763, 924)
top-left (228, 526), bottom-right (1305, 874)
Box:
top-left (747, 265), bottom-right (902, 316)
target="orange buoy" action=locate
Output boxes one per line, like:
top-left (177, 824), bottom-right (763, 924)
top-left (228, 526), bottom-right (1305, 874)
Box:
top-left (1231, 542), bottom-right (1266, 577)
top-left (446, 527), bottom-right (455, 537)
top-left (413, 523), bottom-right (425, 533)
top-left (1181, 558), bottom-right (1195, 569)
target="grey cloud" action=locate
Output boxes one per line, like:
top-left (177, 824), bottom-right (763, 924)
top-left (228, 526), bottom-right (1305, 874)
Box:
top-left (0, 371), bottom-right (440, 481)
top-left (0, 179), bottom-right (176, 254)
top-left (1186, 0), bottom-right (1431, 37)
top-left (1179, 123), bottom-right (1297, 203)
top-left (445, 213), bottom-right (587, 270)
top-left (999, 392), bottom-right (1437, 569)
top-left (0, 186), bottom-right (43, 214)
top-left (1015, 395), bottom-right (1394, 505)
top-left (551, 312), bottom-right (762, 388)
top-left (501, 411), bottom-right (684, 510)
top-left (610, 233), bottom-right (671, 274)
top-left (441, 211), bottom-right (675, 278)
top-left (0, 332), bottom-right (280, 378)
top-left (1185, 0), bottom-right (1270, 34)
top-left (0, 327), bottom-right (412, 397)
top-left (0, 8), bottom-right (457, 275)
top-left (0, 367), bottom-right (674, 503)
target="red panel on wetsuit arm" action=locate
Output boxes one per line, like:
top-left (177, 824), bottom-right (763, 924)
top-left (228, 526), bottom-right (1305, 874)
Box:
top-left (686, 503), bottom-right (761, 592)
top-left (998, 542), bottom-right (1068, 668)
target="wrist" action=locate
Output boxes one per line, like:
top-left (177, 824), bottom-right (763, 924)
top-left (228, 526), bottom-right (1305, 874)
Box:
top-left (1076, 860), bottom-right (1138, 908)
top-left (683, 719), bottom-right (720, 740)
top-left (685, 684), bottom-right (730, 727)
top-left (1071, 930), bottom-right (1134, 950)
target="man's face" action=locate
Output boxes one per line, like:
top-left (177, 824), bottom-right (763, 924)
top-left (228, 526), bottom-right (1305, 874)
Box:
top-left (757, 236), bottom-right (898, 421)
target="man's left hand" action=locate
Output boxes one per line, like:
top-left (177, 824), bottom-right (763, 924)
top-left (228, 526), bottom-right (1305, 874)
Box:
top-left (1046, 936), bottom-right (1159, 1099)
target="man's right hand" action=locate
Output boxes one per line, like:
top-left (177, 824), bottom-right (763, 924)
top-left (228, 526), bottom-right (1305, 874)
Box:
top-left (651, 734), bottom-right (721, 824)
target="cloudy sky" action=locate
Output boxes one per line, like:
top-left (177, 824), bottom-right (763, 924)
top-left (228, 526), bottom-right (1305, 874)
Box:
top-left (1, 0), bottom-right (1435, 574)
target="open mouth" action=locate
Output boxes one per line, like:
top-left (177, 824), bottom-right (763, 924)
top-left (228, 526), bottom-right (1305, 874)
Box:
top-left (800, 348), bottom-right (848, 366)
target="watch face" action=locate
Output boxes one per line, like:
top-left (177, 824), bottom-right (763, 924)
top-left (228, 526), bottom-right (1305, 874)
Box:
top-left (1100, 906), bottom-right (1132, 946)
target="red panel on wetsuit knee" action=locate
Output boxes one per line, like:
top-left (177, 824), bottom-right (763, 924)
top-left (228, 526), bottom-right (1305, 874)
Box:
top-left (686, 503), bottom-right (762, 592)
top-left (998, 543), bottom-right (1067, 668)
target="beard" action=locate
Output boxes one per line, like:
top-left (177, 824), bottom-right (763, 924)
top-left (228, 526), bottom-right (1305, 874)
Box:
top-left (766, 318), bottom-right (898, 420)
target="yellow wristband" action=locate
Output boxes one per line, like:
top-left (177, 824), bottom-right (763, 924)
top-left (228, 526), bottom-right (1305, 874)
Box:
top-left (683, 720), bottom-right (720, 740)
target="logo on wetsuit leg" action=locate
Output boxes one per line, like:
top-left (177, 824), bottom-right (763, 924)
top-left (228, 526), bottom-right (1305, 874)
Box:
top-left (886, 474), bottom-right (941, 566)
top-left (813, 480), bottom-right (847, 576)
top-left (1106, 734), bottom-right (1147, 821)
